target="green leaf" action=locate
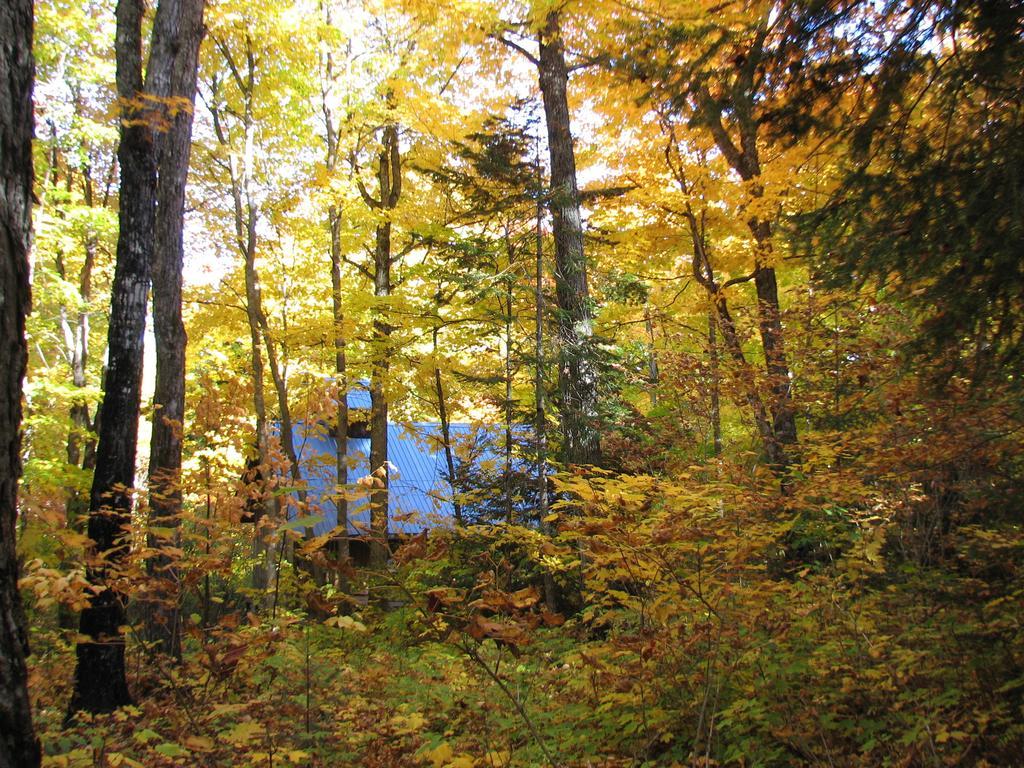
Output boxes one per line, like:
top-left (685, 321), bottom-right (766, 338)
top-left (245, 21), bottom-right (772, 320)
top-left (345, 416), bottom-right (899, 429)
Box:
top-left (155, 743), bottom-right (190, 758)
top-left (279, 514), bottom-right (323, 532)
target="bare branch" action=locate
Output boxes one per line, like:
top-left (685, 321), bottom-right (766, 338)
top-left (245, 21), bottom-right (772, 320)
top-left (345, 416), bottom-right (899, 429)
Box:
top-left (493, 34), bottom-right (539, 66)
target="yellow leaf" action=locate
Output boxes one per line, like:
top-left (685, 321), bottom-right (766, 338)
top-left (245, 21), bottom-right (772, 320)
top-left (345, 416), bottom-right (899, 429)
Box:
top-left (392, 712), bottom-right (426, 735)
top-left (223, 720), bottom-right (261, 745)
top-left (424, 741), bottom-right (453, 768)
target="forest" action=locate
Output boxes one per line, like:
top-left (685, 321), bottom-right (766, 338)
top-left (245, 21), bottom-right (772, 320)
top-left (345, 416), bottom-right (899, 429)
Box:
top-left (1, 0), bottom-right (1023, 765)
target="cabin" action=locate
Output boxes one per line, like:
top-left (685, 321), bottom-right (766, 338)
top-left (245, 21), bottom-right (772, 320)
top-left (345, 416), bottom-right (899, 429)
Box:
top-left (266, 384), bottom-right (516, 566)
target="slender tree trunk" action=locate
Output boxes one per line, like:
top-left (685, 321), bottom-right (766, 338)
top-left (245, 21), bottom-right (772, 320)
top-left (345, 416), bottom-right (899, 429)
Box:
top-left (321, 27), bottom-right (349, 575)
top-left (644, 306), bottom-right (658, 408)
top-left (259, 313), bottom-right (308, 535)
top-left (369, 218), bottom-right (391, 569)
top-left (681, 205), bottom-right (775, 460)
top-left (0, 0), bottom-right (42, 760)
top-left (146, 0), bottom-right (204, 660)
top-left (432, 324), bottom-right (461, 525)
top-left (504, 280), bottom-right (514, 525)
top-left (533, 152), bottom-right (556, 613)
top-left (211, 51), bottom-right (277, 600)
top-left (356, 122), bottom-right (401, 570)
top-left (708, 311), bottom-right (722, 457)
top-left (58, 202), bottom-right (96, 631)
top-left (329, 207), bottom-right (349, 570)
top-left (71, 0), bottom-right (154, 715)
top-left (695, 84), bottom-right (797, 468)
top-left (536, 11), bottom-right (600, 467)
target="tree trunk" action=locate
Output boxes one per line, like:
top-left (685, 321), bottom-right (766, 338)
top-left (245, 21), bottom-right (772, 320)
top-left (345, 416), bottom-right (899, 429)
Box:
top-left (0, 0), bottom-right (42, 760)
top-left (534, 151), bottom-right (556, 613)
top-left (695, 84), bottom-right (797, 469)
top-left (536, 11), bottom-right (601, 467)
top-left (329, 207), bottom-right (350, 572)
top-left (71, 0), bottom-right (153, 715)
top-left (146, 0), bottom-right (204, 660)
top-left (356, 122), bottom-right (401, 570)
top-left (369, 217), bottom-right (391, 569)
top-left (58, 196), bottom-right (97, 631)
top-left (503, 278), bottom-right (514, 525)
top-left (708, 311), bottom-right (722, 457)
top-left (644, 306), bottom-right (658, 408)
top-left (210, 49), bottom-right (277, 600)
top-left (682, 204), bottom-right (775, 461)
top-left (749, 220), bottom-right (797, 466)
top-left (432, 324), bottom-right (461, 525)
top-left (322, 30), bottom-right (349, 574)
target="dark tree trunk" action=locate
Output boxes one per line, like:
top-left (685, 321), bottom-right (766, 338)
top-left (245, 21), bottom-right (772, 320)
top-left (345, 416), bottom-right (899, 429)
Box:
top-left (708, 311), bottom-right (722, 457)
top-left (71, 0), bottom-right (152, 715)
top-left (536, 11), bottom-right (601, 467)
top-left (678, 192), bottom-right (775, 461)
top-left (329, 207), bottom-right (349, 569)
top-left (260, 313), bottom-right (307, 529)
top-left (369, 217), bottom-right (391, 569)
top-left (534, 153), bottom-right (556, 613)
top-left (644, 306), bottom-right (658, 408)
top-left (146, 0), bottom-right (204, 660)
top-left (0, 0), bottom-right (42, 761)
top-left (749, 220), bottom-right (797, 465)
top-left (504, 278), bottom-right (514, 525)
top-left (432, 323), bottom-right (461, 525)
top-left (356, 122), bottom-right (401, 570)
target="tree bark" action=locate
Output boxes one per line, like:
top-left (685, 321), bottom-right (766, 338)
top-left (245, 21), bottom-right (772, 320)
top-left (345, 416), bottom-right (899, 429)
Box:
top-left (644, 306), bottom-right (658, 408)
top-left (503, 276), bottom-right (514, 525)
top-left (369, 216), bottom-right (391, 569)
top-left (146, 0), bottom-right (204, 660)
top-left (71, 0), bottom-right (152, 715)
top-left (0, 0), bottom-right (42, 760)
top-left (708, 311), bottom-right (722, 457)
top-left (536, 11), bottom-right (601, 467)
top-left (356, 123), bottom-right (401, 570)
top-left (534, 149), bottom-right (556, 613)
top-left (432, 323), bottom-right (461, 525)
top-left (329, 206), bottom-right (350, 571)
top-left (749, 220), bottom-right (797, 463)
top-left (321, 25), bottom-right (349, 574)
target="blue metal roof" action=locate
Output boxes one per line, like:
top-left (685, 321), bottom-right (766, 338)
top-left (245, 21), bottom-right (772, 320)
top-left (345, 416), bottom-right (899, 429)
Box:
top-left (285, 420), bottom-right (504, 537)
top-left (346, 382), bottom-right (372, 411)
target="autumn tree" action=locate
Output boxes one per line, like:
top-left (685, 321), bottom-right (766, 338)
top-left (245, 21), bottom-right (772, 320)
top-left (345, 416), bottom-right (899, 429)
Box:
top-left (615, 1), bottom-right (815, 468)
top-left (145, 0), bottom-right (204, 659)
top-left (496, 9), bottom-right (602, 467)
top-left (806, 0), bottom-right (1024, 380)
top-left (318, 0), bottom-right (349, 575)
top-left (72, 0), bottom-right (204, 712)
top-left (200, 4), bottom-right (322, 591)
top-left (28, 0), bottom-right (119, 632)
top-left (423, 116), bottom-right (548, 524)
top-left (353, 120), bottom-right (402, 569)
